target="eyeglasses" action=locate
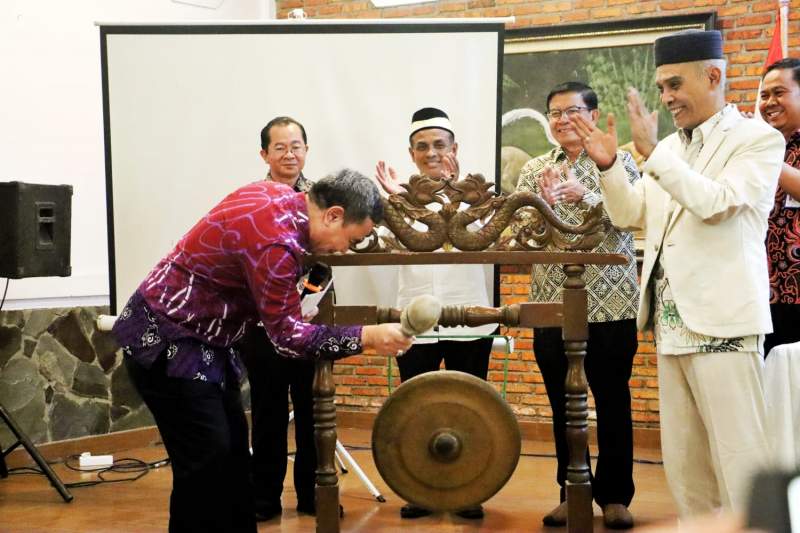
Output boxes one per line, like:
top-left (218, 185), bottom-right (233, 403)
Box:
top-left (545, 106), bottom-right (590, 120)
top-left (270, 144), bottom-right (307, 156)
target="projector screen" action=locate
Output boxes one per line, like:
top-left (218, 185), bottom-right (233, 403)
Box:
top-left (102, 21), bottom-right (504, 313)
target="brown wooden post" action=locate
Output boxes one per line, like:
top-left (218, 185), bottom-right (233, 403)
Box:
top-left (314, 293), bottom-right (339, 533)
top-left (562, 264), bottom-right (592, 533)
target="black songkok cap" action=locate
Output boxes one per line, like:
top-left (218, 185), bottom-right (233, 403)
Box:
top-left (409, 107), bottom-right (454, 141)
top-left (654, 30), bottom-right (724, 67)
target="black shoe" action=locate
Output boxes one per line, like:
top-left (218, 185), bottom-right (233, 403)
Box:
top-left (255, 503), bottom-right (282, 522)
top-left (400, 503), bottom-right (432, 519)
top-left (455, 505), bottom-right (484, 519)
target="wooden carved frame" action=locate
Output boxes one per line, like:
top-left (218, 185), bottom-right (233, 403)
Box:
top-left (358, 173), bottom-right (607, 254)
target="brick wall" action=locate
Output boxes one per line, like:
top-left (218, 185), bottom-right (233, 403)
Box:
top-left (276, 0), bottom-right (797, 429)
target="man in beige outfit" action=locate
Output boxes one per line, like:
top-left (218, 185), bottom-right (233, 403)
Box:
top-left (568, 29), bottom-right (784, 517)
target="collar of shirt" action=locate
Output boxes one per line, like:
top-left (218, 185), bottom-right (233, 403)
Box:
top-left (265, 171), bottom-right (312, 193)
top-left (549, 144), bottom-right (585, 166)
top-left (677, 103), bottom-right (734, 147)
top-left (548, 145), bottom-right (599, 184)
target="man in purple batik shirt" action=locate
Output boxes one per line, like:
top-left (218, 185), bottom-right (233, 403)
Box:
top-left (113, 169), bottom-right (412, 533)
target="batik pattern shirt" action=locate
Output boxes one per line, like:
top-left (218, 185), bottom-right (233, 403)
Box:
top-left (767, 130), bottom-right (800, 304)
top-left (112, 181), bottom-right (363, 384)
top-left (516, 147), bottom-right (640, 323)
top-left (652, 260), bottom-right (761, 355)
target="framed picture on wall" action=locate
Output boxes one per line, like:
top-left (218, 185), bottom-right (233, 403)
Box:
top-left (500, 12), bottom-right (717, 195)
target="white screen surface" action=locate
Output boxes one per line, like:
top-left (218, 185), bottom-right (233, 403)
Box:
top-left (103, 22), bottom-right (502, 312)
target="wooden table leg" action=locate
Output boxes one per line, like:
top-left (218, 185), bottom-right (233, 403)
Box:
top-left (562, 264), bottom-right (592, 532)
top-left (313, 360), bottom-right (340, 533)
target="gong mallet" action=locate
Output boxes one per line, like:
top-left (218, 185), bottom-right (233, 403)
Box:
top-left (398, 294), bottom-right (442, 339)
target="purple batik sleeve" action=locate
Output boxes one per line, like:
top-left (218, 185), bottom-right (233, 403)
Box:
top-left (247, 244), bottom-right (362, 360)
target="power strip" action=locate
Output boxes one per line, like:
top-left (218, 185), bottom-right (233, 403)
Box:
top-left (78, 452), bottom-right (114, 469)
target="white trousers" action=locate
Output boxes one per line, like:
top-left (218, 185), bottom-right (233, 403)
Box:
top-left (657, 351), bottom-right (769, 517)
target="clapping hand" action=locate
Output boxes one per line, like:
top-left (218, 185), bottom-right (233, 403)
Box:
top-left (538, 165), bottom-right (560, 205)
top-left (538, 164), bottom-right (586, 205)
top-left (442, 152), bottom-right (460, 180)
top-left (626, 87), bottom-right (658, 158)
top-left (569, 113), bottom-right (619, 171)
top-left (375, 160), bottom-right (403, 195)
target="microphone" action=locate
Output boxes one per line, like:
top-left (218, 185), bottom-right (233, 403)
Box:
top-left (301, 262), bottom-right (332, 298)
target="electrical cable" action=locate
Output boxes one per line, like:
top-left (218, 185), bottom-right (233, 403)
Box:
top-left (62, 455), bottom-right (171, 488)
top-left (5, 466), bottom-right (46, 475)
top-left (0, 278), bottom-right (9, 312)
top-left (8, 455), bottom-right (171, 489)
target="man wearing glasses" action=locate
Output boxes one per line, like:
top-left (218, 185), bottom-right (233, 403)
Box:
top-left (516, 82), bottom-right (640, 529)
top-left (238, 116), bottom-right (319, 521)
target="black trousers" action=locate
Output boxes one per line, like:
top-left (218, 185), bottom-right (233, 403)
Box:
top-left (125, 356), bottom-right (256, 533)
top-left (396, 337), bottom-right (494, 382)
top-left (238, 327), bottom-right (317, 512)
top-left (764, 303), bottom-right (800, 357)
top-left (533, 319), bottom-right (638, 506)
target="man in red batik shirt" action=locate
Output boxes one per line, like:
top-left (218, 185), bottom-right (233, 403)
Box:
top-left (760, 58), bottom-right (800, 356)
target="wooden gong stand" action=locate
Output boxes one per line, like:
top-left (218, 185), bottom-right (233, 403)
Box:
top-left (306, 173), bottom-right (625, 532)
top-left (308, 250), bottom-right (626, 533)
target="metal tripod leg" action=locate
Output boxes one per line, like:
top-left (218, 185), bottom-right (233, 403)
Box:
top-left (289, 410), bottom-right (384, 502)
top-left (0, 403), bottom-right (73, 502)
top-left (334, 439), bottom-right (385, 502)
top-left (334, 449), bottom-right (348, 474)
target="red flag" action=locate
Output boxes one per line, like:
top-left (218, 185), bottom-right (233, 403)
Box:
top-left (756, 9), bottom-right (785, 117)
top-left (765, 10), bottom-right (784, 71)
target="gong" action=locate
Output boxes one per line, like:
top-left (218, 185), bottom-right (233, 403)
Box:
top-left (371, 370), bottom-right (521, 511)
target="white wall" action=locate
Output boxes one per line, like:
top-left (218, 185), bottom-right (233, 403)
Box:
top-left (0, 0), bottom-right (271, 310)
top-left (103, 24), bottom-right (500, 311)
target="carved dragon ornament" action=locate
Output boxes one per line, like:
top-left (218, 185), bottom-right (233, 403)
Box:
top-left (354, 173), bottom-right (608, 253)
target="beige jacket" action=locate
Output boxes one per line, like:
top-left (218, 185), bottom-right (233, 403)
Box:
top-left (599, 105), bottom-right (784, 338)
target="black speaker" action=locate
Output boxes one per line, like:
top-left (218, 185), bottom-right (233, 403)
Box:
top-left (0, 181), bottom-right (72, 279)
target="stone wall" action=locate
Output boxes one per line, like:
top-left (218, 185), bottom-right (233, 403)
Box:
top-left (0, 307), bottom-right (153, 447)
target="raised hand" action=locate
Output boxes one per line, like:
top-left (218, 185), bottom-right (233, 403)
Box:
top-left (569, 112), bottom-right (619, 171)
top-left (442, 152), bottom-right (460, 180)
top-left (626, 87), bottom-right (658, 158)
top-left (375, 160), bottom-right (403, 195)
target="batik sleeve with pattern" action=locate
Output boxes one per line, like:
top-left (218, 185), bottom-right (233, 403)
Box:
top-left (246, 243), bottom-right (363, 361)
